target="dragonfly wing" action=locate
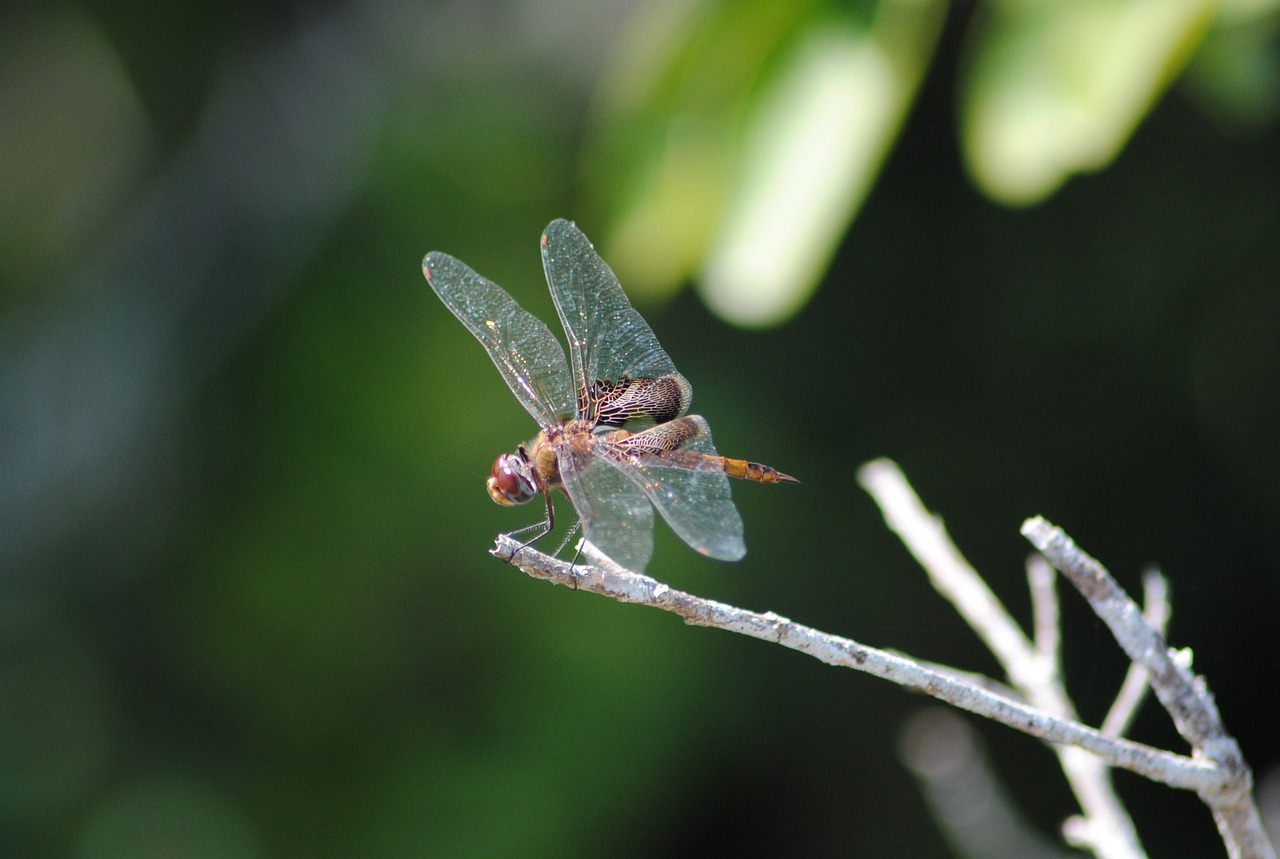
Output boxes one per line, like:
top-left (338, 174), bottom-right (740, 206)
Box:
top-left (424, 250), bottom-right (574, 427)
top-left (616, 416), bottom-right (746, 562)
top-left (540, 220), bottom-right (687, 416)
top-left (559, 442), bottom-right (656, 573)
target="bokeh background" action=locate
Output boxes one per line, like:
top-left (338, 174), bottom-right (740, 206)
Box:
top-left (3, 0), bottom-right (1279, 856)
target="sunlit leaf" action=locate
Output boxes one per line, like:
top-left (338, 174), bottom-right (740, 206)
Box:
top-left (581, 0), bottom-right (836, 302)
top-left (960, 0), bottom-right (1220, 206)
top-left (702, 1), bottom-right (947, 327)
top-left (581, 0), bottom-right (944, 326)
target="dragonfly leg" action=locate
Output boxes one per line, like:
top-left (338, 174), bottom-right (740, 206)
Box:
top-left (553, 519), bottom-right (585, 588)
top-left (499, 487), bottom-right (555, 562)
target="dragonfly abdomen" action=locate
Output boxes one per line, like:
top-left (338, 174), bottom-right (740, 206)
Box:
top-left (720, 458), bottom-right (799, 484)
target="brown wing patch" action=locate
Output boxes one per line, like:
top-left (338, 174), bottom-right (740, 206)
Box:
top-left (590, 374), bottom-right (692, 428)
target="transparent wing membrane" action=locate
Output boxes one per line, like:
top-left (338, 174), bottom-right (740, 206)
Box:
top-left (541, 220), bottom-right (687, 422)
top-left (613, 416), bottom-right (746, 561)
top-left (424, 251), bottom-right (573, 426)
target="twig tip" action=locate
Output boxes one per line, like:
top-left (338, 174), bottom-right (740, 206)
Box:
top-left (1020, 515), bottom-right (1059, 549)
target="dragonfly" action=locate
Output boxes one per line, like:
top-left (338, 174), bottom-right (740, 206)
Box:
top-left (423, 219), bottom-right (797, 573)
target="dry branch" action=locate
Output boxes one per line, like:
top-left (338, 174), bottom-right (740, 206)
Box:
top-left (485, 457), bottom-right (1273, 859)
top-left (494, 536), bottom-right (1216, 790)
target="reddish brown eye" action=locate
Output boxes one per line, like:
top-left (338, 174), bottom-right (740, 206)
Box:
top-left (487, 454), bottom-right (537, 506)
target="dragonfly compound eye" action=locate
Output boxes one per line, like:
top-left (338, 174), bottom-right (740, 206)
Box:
top-left (487, 454), bottom-right (537, 506)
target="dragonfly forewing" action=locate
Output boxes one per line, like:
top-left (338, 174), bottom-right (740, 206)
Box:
top-left (424, 250), bottom-right (574, 427)
top-left (540, 220), bottom-right (683, 419)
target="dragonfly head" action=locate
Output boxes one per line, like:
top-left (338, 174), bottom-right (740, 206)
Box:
top-left (487, 452), bottom-right (538, 506)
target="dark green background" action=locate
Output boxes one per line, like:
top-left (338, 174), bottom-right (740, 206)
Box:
top-left (3, 1), bottom-right (1277, 856)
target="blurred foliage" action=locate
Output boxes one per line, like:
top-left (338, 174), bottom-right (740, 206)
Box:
top-left (583, 0), bottom-right (948, 326)
top-left (2, 0), bottom-right (1279, 857)
top-left (582, 0), bottom-right (1280, 326)
top-left (958, 0), bottom-right (1219, 206)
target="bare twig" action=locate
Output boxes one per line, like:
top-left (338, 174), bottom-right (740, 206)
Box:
top-left (486, 457), bottom-right (1274, 859)
top-left (900, 707), bottom-right (1080, 859)
top-left (851, 460), bottom-right (1037, 688)
top-left (1100, 569), bottom-right (1169, 739)
top-left (857, 459), bottom-right (1142, 859)
top-left (494, 534), bottom-right (1218, 792)
top-left (1022, 517), bottom-right (1272, 859)
top-left (1027, 554), bottom-right (1062, 674)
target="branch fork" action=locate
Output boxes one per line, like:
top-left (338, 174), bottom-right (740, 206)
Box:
top-left (489, 458), bottom-right (1272, 859)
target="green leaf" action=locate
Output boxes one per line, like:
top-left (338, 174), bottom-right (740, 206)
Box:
top-left (581, 0), bottom-right (826, 303)
top-left (581, 0), bottom-right (945, 325)
top-left (960, 0), bottom-right (1220, 206)
top-left (702, 1), bottom-right (946, 326)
